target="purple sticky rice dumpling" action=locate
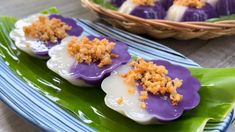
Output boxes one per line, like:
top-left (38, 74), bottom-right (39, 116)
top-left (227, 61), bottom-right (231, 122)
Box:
top-left (166, 0), bottom-right (218, 21)
top-left (118, 0), bottom-right (166, 19)
top-left (112, 0), bottom-right (173, 10)
top-left (141, 60), bottom-right (200, 121)
top-left (10, 14), bottom-right (83, 59)
top-left (101, 59), bottom-right (200, 124)
top-left (47, 36), bottom-right (131, 87)
top-left (206, 0), bottom-right (235, 16)
top-left (158, 0), bottom-right (173, 10)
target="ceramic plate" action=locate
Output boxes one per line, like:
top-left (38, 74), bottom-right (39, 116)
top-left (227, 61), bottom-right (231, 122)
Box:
top-left (0, 18), bottom-right (234, 132)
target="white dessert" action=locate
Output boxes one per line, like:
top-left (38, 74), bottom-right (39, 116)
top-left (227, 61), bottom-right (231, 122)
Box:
top-left (165, 5), bottom-right (187, 22)
top-left (47, 36), bottom-right (91, 87)
top-left (118, 0), bottom-right (137, 14)
top-left (10, 14), bottom-right (49, 58)
top-left (101, 64), bottom-right (159, 124)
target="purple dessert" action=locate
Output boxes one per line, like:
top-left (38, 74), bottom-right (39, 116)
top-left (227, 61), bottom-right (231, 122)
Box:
top-left (119, 0), bottom-right (166, 19)
top-left (181, 3), bottom-right (218, 21)
top-left (141, 60), bottom-right (200, 121)
top-left (47, 35), bottom-right (131, 87)
top-left (101, 59), bottom-right (200, 124)
top-left (166, 0), bottom-right (218, 21)
top-left (108, 0), bottom-right (126, 7)
top-left (130, 3), bottom-right (166, 19)
top-left (206, 0), bottom-right (235, 16)
top-left (70, 36), bottom-right (131, 86)
top-left (158, 0), bottom-right (173, 10)
top-left (10, 13), bottom-right (83, 59)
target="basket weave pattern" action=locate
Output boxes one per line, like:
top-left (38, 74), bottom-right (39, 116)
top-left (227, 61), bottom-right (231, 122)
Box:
top-left (81, 0), bottom-right (235, 40)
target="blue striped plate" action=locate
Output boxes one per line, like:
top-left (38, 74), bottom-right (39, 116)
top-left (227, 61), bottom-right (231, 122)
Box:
top-left (0, 19), bottom-right (233, 132)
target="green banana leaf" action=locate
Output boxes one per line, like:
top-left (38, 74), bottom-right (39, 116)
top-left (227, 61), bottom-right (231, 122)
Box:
top-left (207, 14), bottom-right (235, 22)
top-left (1, 8), bottom-right (235, 132)
top-left (92, 0), bottom-right (117, 10)
top-left (39, 7), bottom-right (60, 14)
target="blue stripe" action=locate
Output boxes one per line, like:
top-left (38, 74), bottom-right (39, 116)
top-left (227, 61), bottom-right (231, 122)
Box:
top-left (0, 59), bottom-right (94, 132)
top-left (204, 111), bottom-right (233, 132)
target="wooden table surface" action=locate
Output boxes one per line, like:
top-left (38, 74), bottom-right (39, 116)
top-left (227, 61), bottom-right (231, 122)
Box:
top-left (0, 0), bottom-right (235, 131)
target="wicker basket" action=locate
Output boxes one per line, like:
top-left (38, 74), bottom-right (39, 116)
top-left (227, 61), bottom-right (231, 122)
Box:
top-left (81, 0), bottom-right (235, 40)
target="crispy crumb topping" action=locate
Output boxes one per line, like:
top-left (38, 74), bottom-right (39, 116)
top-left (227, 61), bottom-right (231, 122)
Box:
top-left (116, 97), bottom-right (124, 105)
top-left (67, 37), bottom-right (118, 67)
top-left (174, 0), bottom-right (204, 8)
top-left (140, 101), bottom-right (146, 109)
top-left (131, 0), bottom-right (156, 6)
top-left (128, 87), bottom-right (136, 94)
top-left (122, 59), bottom-right (183, 108)
top-left (139, 91), bottom-right (148, 101)
top-left (23, 16), bottom-right (71, 43)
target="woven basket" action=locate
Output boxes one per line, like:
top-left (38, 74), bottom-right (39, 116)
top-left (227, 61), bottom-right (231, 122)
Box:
top-left (81, 0), bottom-right (235, 40)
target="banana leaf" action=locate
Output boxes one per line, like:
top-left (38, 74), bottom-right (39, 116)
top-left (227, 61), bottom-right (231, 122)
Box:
top-left (207, 14), bottom-right (235, 22)
top-left (40, 7), bottom-right (60, 14)
top-left (92, 0), bottom-right (117, 10)
top-left (0, 8), bottom-right (235, 132)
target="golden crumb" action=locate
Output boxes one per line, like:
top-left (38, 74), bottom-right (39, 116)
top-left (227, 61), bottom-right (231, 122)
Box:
top-left (128, 87), bottom-right (136, 94)
top-left (174, 0), bottom-right (204, 8)
top-left (121, 58), bottom-right (183, 107)
top-left (67, 36), bottom-right (118, 67)
top-left (140, 91), bottom-right (148, 96)
top-left (23, 16), bottom-right (71, 43)
top-left (116, 97), bottom-right (124, 105)
top-left (131, 0), bottom-right (156, 6)
top-left (139, 91), bottom-right (148, 101)
top-left (140, 101), bottom-right (147, 109)
top-left (139, 95), bottom-right (148, 101)
top-left (170, 93), bottom-right (183, 106)
top-left (26, 43), bottom-right (30, 48)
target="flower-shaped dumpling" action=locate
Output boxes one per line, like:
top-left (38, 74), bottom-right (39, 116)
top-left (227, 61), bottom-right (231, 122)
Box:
top-left (118, 0), bottom-right (166, 19)
top-left (10, 14), bottom-right (83, 58)
top-left (205, 0), bottom-right (235, 16)
top-left (166, 0), bottom-right (218, 21)
top-left (47, 36), bottom-right (131, 86)
top-left (102, 59), bottom-right (200, 124)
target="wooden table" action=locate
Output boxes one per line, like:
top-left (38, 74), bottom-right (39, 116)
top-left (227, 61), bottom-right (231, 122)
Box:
top-left (0, 0), bottom-right (235, 131)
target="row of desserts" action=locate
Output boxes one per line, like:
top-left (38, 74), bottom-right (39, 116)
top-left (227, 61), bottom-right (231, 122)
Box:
top-left (10, 13), bottom-right (200, 124)
top-left (108, 0), bottom-right (235, 21)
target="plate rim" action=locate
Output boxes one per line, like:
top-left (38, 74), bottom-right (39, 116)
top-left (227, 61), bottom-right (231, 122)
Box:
top-left (0, 19), bottom-right (233, 132)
